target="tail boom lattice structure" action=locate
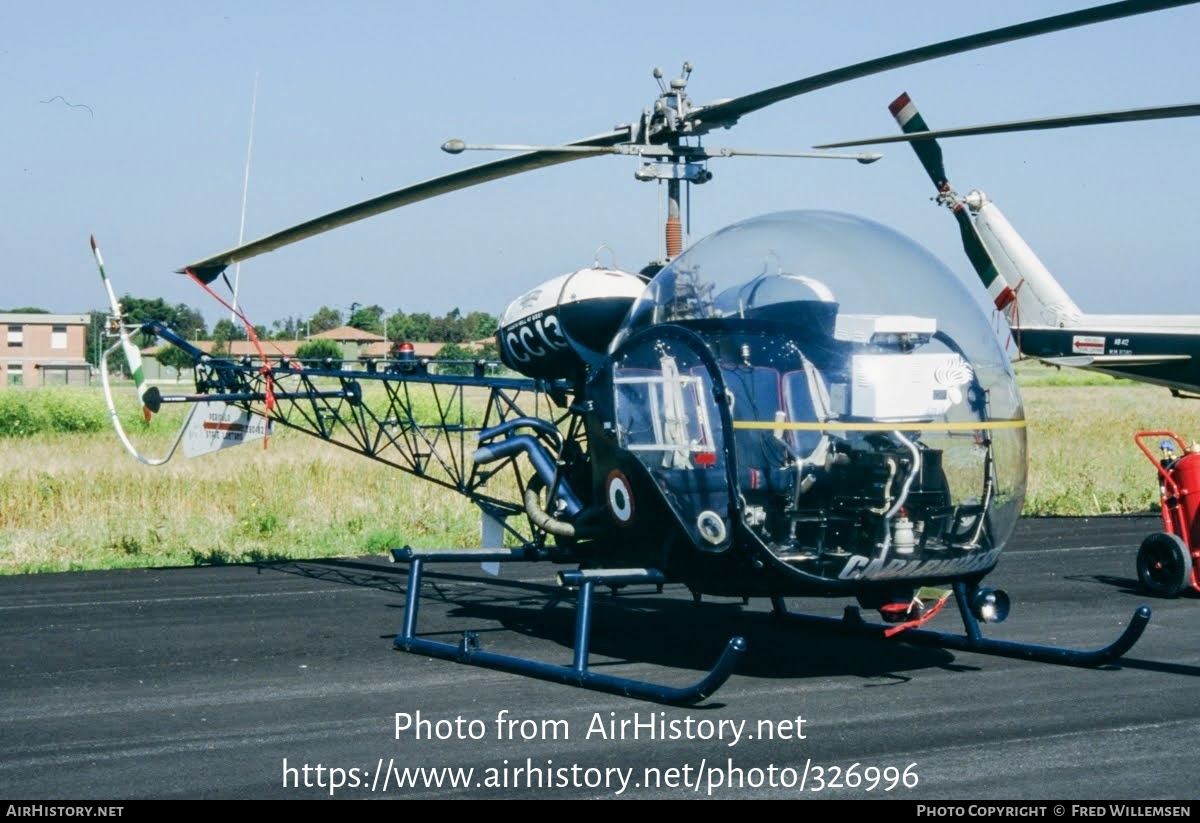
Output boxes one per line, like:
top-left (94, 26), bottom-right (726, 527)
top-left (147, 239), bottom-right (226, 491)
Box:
top-left (142, 322), bottom-right (578, 553)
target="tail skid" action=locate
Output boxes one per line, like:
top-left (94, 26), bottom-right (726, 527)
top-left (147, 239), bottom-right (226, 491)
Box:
top-left (98, 339), bottom-right (196, 466)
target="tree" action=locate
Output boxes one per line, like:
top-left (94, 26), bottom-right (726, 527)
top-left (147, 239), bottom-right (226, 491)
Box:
top-left (308, 306), bottom-right (343, 335)
top-left (348, 304), bottom-right (384, 334)
top-left (477, 339), bottom-right (500, 362)
top-left (155, 345), bottom-right (195, 382)
top-left (84, 310), bottom-right (130, 376)
top-left (384, 311), bottom-right (405, 343)
top-left (115, 295), bottom-right (208, 345)
top-left (433, 342), bottom-right (476, 376)
top-left (463, 311), bottom-right (499, 341)
top-left (172, 304), bottom-right (207, 340)
top-left (427, 314), bottom-right (465, 343)
top-left (399, 312), bottom-right (432, 342)
top-left (295, 338), bottom-right (343, 369)
top-left (120, 295), bottom-right (174, 347)
top-left (211, 318), bottom-right (247, 342)
top-left (271, 315), bottom-right (305, 340)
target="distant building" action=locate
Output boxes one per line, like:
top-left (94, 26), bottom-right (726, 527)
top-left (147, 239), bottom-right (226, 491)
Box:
top-left (0, 313), bottom-right (92, 387)
top-left (141, 326), bottom-right (384, 378)
top-left (312, 325), bottom-right (385, 362)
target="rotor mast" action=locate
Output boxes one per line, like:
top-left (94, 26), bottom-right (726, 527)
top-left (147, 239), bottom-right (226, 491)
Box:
top-left (633, 64), bottom-right (711, 261)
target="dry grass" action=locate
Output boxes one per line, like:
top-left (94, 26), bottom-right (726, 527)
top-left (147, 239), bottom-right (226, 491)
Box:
top-left (3, 366), bottom-right (1199, 574)
top-left (0, 425), bottom-right (481, 574)
top-left (1021, 381), bottom-right (1200, 515)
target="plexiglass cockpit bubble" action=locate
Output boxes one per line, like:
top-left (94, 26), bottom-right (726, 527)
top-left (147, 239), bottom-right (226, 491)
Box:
top-left (607, 210), bottom-right (1026, 587)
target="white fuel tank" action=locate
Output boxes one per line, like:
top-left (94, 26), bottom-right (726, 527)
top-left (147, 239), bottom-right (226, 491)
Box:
top-left (498, 267), bottom-right (646, 379)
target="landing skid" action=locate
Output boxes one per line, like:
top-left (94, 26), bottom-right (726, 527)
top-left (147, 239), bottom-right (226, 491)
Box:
top-left (390, 553), bottom-right (1151, 705)
top-left (771, 582), bottom-right (1152, 667)
top-left (390, 549), bottom-right (745, 706)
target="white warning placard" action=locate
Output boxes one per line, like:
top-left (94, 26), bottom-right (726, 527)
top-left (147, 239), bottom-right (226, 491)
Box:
top-left (183, 401), bottom-right (272, 458)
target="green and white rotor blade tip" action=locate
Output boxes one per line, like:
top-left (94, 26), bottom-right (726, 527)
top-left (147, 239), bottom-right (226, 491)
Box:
top-left (91, 235), bottom-right (154, 421)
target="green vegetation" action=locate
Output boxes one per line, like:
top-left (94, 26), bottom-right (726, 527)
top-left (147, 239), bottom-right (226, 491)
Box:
top-left (89, 293), bottom-right (500, 347)
top-left (1, 363), bottom-right (1198, 574)
top-left (0, 387), bottom-right (170, 437)
top-left (1012, 360), bottom-right (1134, 387)
top-left (294, 338), bottom-right (345, 368)
top-left (76, 293), bottom-right (501, 371)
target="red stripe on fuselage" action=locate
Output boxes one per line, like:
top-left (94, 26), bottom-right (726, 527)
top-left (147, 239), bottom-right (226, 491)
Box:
top-left (203, 422), bottom-right (248, 433)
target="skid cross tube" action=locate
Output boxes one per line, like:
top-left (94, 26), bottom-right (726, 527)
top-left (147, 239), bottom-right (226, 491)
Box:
top-left (771, 582), bottom-right (1151, 667)
top-left (390, 549), bottom-right (745, 705)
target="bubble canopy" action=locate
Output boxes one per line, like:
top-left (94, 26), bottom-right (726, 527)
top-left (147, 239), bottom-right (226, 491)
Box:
top-left (604, 210), bottom-right (1027, 586)
top-left (615, 210), bottom-right (1004, 360)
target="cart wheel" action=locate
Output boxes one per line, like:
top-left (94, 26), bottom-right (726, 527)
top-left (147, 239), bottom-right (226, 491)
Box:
top-left (1136, 532), bottom-right (1191, 599)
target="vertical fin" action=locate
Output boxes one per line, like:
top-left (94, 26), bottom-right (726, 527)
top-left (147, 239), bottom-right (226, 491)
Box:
top-left (969, 195), bottom-right (1084, 327)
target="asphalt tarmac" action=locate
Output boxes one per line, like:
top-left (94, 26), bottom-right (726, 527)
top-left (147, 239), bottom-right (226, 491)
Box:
top-left (1, 514), bottom-right (1196, 800)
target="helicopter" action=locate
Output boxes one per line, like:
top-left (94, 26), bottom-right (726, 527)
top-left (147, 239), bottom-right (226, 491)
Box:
top-left (817, 93), bottom-right (1200, 397)
top-left (94, 0), bottom-right (1199, 706)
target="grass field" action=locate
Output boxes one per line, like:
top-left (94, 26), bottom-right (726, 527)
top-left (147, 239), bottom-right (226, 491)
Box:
top-left (1, 361), bottom-right (1197, 574)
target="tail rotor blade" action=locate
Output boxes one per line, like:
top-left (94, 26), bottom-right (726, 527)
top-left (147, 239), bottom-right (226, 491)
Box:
top-left (889, 93), bottom-right (948, 191)
top-left (888, 96), bottom-right (1015, 312)
top-left (951, 208), bottom-right (1015, 311)
top-left (91, 235), bottom-right (158, 420)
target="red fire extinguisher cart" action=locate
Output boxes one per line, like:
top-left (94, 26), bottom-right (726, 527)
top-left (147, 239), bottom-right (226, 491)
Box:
top-left (1134, 431), bottom-right (1200, 598)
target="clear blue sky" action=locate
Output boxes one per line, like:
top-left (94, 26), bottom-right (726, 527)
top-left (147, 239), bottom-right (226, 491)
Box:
top-left (5, 1), bottom-right (1198, 330)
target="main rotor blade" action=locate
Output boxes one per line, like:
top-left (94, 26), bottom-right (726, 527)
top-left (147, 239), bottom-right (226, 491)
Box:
top-left (815, 103), bottom-right (1200, 148)
top-left (181, 129), bottom-right (629, 283)
top-left (688, 0), bottom-right (1199, 132)
top-left (181, 0), bottom-right (1199, 284)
